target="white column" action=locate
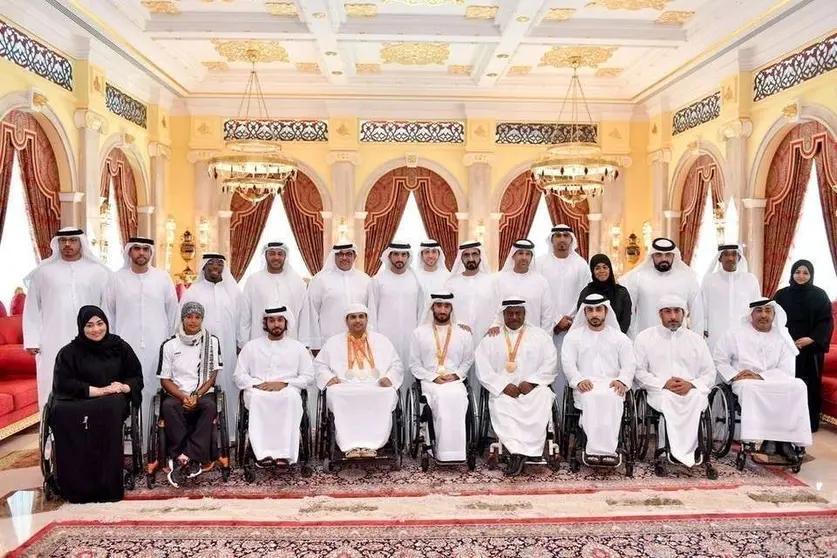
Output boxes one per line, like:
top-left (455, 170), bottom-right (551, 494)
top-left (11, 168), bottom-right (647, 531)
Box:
top-left (718, 119), bottom-right (753, 241)
top-left (488, 212), bottom-right (503, 271)
top-left (455, 212), bottom-right (470, 246)
top-left (327, 151), bottom-right (360, 244)
top-left (587, 212), bottom-right (603, 256)
top-left (58, 192), bottom-right (85, 228)
top-left (353, 211), bottom-right (367, 270)
top-left (663, 210), bottom-right (682, 243)
top-left (136, 205), bottom-right (154, 239)
top-left (188, 150), bottom-right (220, 260)
top-left (148, 142), bottom-right (170, 264)
top-left (648, 149), bottom-right (672, 238)
top-left (73, 109), bottom-right (108, 236)
top-left (464, 154), bottom-right (491, 241)
top-left (741, 198), bottom-right (767, 285)
top-left (217, 209), bottom-right (233, 257)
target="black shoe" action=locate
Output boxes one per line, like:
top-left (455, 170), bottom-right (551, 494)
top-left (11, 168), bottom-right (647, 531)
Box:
top-left (185, 460), bottom-right (202, 479)
top-left (760, 441), bottom-right (777, 455)
top-left (777, 442), bottom-right (798, 461)
top-left (504, 454), bottom-right (525, 477)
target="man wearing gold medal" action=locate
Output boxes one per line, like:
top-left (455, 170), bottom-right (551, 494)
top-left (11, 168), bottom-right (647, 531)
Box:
top-left (475, 298), bottom-right (559, 476)
top-left (408, 293), bottom-right (474, 462)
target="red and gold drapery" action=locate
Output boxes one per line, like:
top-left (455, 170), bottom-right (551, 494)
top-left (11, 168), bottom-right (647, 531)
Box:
top-left (814, 128), bottom-right (837, 277)
top-left (101, 148), bottom-right (139, 242)
top-left (678, 154), bottom-right (725, 265)
top-left (498, 172), bottom-right (540, 263)
top-left (230, 192), bottom-right (273, 281)
top-left (544, 194), bottom-right (590, 260)
top-left (281, 172), bottom-right (325, 275)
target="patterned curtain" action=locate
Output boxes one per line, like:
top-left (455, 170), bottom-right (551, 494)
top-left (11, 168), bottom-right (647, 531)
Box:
top-left (678, 154), bottom-right (724, 265)
top-left (498, 172), bottom-right (541, 263)
top-left (408, 168), bottom-right (458, 269)
top-left (813, 125), bottom-right (837, 281)
top-left (0, 125), bottom-right (15, 242)
top-left (1, 111), bottom-right (60, 259)
top-left (543, 193), bottom-right (590, 260)
top-left (230, 192), bottom-right (274, 281)
top-left (102, 149), bottom-right (139, 242)
top-left (281, 172), bottom-right (325, 275)
top-left (364, 172), bottom-right (411, 275)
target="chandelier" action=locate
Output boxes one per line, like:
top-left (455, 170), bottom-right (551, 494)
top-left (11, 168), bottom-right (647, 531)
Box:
top-left (208, 49), bottom-right (296, 203)
top-left (531, 57), bottom-right (619, 206)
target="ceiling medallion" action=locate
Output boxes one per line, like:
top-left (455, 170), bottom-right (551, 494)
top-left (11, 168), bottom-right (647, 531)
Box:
top-left (595, 67), bottom-right (623, 78)
top-left (381, 42), bottom-right (450, 65)
top-left (539, 46), bottom-right (616, 68)
top-left (141, 0), bottom-right (180, 15)
top-left (508, 65), bottom-right (532, 75)
top-left (655, 11), bottom-right (695, 25)
top-left (543, 8), bottom-right (576, 21)
top-left (585, 0), bottom-right (670, 10)
top-left (447, 65), bottom-right (472, 75)
top-left (465, 6), bottom-right (499, 19)
top-left (356, 63), bottom-right (381, 73)
top-left (265, 2), bottom-right (298, 16)
top-left (295, 62), bottom-right (321, 73)
top-left (212, 40), bottom-right (289, 63)
top-left (345, 3), bottom-right (378, 17)
top-left (202, 61), bottom-right (230, 71)
top-left (382, 0), bottom-right (464, 5)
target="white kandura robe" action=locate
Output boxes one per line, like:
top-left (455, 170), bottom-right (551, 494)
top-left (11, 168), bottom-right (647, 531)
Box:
top-left (409, 323), bottom-right (474, 461)
top-left (233, 336), bottom-right (315, 462)
top-left (314, 332), bottom-right (404, 452)
top-left (475, 326), bottom-right (558, 457)
top-left (415, 266), bottom-right (450, 296)
top-left (624, 268), bottom-right (705, 339)
top-left (240, 269), bottom-right (307, 342)
top-left (561, 327), bottom-right (635, 456)
top-left (368, 271), bottom-right (426, 377)
top-left (23, 260), bottom-right (110, 409)
top-left (299, 269), bottom-right (370, 350)
top-left (633, 326), bottom-right (716, 466)
top-left (103, 267), bottom-right (179, 425)
top-left (713, 326), bottom-right (812, 446)
top-left (702, 270), bottom-right (761, 349)
top-left (444, 273), bottom-right (499, 346)
top-left (494, 270), bottom-right (555, 331)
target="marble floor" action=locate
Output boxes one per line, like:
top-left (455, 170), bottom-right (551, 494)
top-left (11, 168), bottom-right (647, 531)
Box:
top-left (0, 425), bottom-right (835, 556)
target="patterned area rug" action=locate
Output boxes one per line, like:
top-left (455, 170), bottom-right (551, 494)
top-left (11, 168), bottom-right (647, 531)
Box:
top-left (129, 454), bottom-right (804, 500)
top-left (11, 511), bottom-right (837, 557)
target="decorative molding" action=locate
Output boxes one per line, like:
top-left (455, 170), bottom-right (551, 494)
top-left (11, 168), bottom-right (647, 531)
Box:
top-left (148, 142), bottom-right (172, 159)
top-left (295, 62), bottom-right (321, 74)
top-left (59, 192), bottom-right (85, 203)
top-left (0, 19), bottom-right (73, 91)
top-left (73, 109), bottom-right (109, 135)
top-left (202, 61), bottom-right (229, 72)
top-left (448, 65), bottom-right (473, 75)
top-left (595, 68), bottom-right (623, 78)
top-left (356, 63), bottom-right (381, 74)
top-left (753, 32), bottom-right (837, 102)
top-left (672, 91), bottom-right (720, 136)
top-left (647, 148), bottom-right (671, 164)
top-left (223, 119), bottom-right (329, 142)
top-left (543, 8), bottom-right (575, 21)
top-left (495, 122), bottom-right (598, 145)
top-left (266, 2), bottom-right (298, 16)
top-left (212, 40), bottom-right (289, 63)
top-left (326, 151), bottom-right (362, 166)
top-left (404, 153), bottom-right (418, 167)
top-left (187, 149), bottom-right (221, 164)
top-left (586, 0), bottom-right (671, 10)
top-left (465, 6), bottom-right (499, 19)
top-left (380, 43), bottom-right (449, 66)
top-left (655, 11), bottom-right (694, 25)
top-left (105, 84), bottom-right (148, 129)
top-left (718, 118), bottom-right (753, 142)
top-left (507, 66), bottom-right (532, 76)
top-left (345, 3), bottom-right (377, 17)
top-left (359, 120), bottom-right (465, 143)
top-left (539, 46), bottom-right (617, 69)
top-left (782, 99), bottom-right (802, 123)
top-left (141, 0), bottom-right (180, 14)
top-left (463, 153), bottom-right (494, 167)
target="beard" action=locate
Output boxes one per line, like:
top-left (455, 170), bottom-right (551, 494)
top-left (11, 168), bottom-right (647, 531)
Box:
top-left (464, 261), bottom-right (479, 270)
top-left (132, 256), bottom-right (149, 266)
top-left (392, 261), bottom-right (405, 269)
top-left (433, 312), bottom-right (450, 323)
top-left (654, 261), bottom-right (672, 272)
top-left (588, 317), bottom-right (603, 327)
top-left (665, 320), bottom-right (681, 331)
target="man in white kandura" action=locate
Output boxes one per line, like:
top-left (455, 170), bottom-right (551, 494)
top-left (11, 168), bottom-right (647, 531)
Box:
top-left (409, 292), bottom-right (474, 462)
top-left (299, 243), bottom-right (370, 354)
top-left (495, 239), bottom-right (555, 331)
top-left (623, 237), bottom-right (704, 339)
top-left (444, 241), bottom-right (500, 345)
top-left (634, 295), bottom-right (715, 468)
top-left (23, 227), bottom-right (111, 409)
top-left (713, 298), bottom-right (812, 461)
top-left (239, 241), bottom-right (307, 343)
top-left (314, 304), bottom-right (403, 459)
top-left (702, 244), bottom-right (761, 349)
top-left (476, 298), bottom-right (558, 476)
top-left (103, 237), bottom-right (179, 424)
top-left (234, 306), bottom-right (314, 466)
top-left (414, 240), bottom-right (450, 294)
top-left (561, 293), bottom-right (635, 461)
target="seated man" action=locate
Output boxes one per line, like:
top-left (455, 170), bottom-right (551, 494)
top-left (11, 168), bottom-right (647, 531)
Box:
top-left (157, 301), bottom-right (222, 487)
top-left (713, 297), bottom-right (812, 459)
top-left (561, 293), bottom-right (635, 462)
top-left (234, 306), bottom-right (314, 467)
top-left (314, 304), bottom-right (403, 458)
top-left (475, 298), bottom-right (558, 477)
top-left (634, 295), bottom-right (715, 467)
top-left (408, 292), bottom-right (474, 462)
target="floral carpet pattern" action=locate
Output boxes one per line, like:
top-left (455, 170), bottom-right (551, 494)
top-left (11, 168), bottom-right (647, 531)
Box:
top-left (11, 512), bottom-right (837, 557)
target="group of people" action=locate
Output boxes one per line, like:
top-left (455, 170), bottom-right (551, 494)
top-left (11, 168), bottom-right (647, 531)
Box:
top-left (22, 223), bottom-right (832, 502)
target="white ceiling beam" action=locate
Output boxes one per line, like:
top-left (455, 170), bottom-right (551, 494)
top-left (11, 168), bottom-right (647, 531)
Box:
top-left (526, 20), bottom-right (686, 48)
top-left (294, 0), bottom-right (348, 85)
top-left (144, 13), bottom-right (309, 36)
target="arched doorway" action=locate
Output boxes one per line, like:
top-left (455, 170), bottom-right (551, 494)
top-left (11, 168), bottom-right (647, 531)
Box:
top-left (673, 153), bottom-right (725, 272)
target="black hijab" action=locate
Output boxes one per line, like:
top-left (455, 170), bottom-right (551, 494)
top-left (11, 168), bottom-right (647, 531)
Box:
top-left (71, 305), bottom-right (122, 355)
top-left (585, 253), bottom-right (617, 300)
top-left (775, 259), bottom-right (834, 349)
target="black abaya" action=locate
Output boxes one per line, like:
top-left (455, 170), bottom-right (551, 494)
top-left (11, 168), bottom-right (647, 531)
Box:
top-left (576, 253), bottom-right (633, 334)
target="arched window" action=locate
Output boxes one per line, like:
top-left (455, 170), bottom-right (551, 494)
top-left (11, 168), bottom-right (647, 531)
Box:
top-left (392, 191), bottom-right (431, 253)
top-left (692, 187), bottom-right (719, 282)
top-left (240, 194), bottom-right (311, 282)
top-left (100, 175), bottom-right (124, 271)
top-left (0, 154), bottom-right (38, 308)
top-left (527, 195), bottom-right (554, 259)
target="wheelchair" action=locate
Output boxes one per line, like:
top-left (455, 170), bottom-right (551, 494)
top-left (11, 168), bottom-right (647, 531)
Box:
top-left (405, 380), bottom-right (478, 472)
top-left (561, 384), bottom-right (637, 477)
top-left (708, 383), bottom-right (804, 473)
top-left (40, 393), bottom-right (142, 501)
top-left (476, 386), bottom-right (562, 471)
top-left (235, 388), bottom-right (314, 482)
top-left (634, 389), bottom-right (718, 479)
top-left (145, 388), bottom-right (232, 488)
top-left (315, 386), bottom-right (404, 472)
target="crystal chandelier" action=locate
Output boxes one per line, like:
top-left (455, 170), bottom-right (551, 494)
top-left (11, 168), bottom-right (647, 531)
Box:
top-left (208, 49), bottom-right (296, 204)
top-left (531, 57), bottom-right (619, 206)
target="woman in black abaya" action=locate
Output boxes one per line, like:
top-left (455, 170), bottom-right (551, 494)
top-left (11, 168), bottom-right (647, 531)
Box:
top-left (576, 253), bottom-right (632, 333)
top-left (774, 260), bottom-right (834, 432)
top-left (50, 305), bottom-right (143, 503)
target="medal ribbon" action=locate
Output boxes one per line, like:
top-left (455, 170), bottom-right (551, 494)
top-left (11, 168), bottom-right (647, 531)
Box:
top-left (347, 334), bottom-right (376, 370)
top-left (432, 325), bottom-right (453, 369)
top-left (504, 326), bottom-right (525, 366)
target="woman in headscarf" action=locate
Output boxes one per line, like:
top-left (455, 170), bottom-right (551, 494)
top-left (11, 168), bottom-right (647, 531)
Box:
top-left (576, 254), bottom-right (632, 334)
top-left (49, 305), bottom-right (143, 503)
top-left (774, 259), bottom-right (834, 432)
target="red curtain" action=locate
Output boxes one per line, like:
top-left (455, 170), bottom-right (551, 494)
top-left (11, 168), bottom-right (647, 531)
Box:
top-left (408, 168), bottom-right (458, 269)
top-left (678, 154), bottom-right (724, 265)
top-left (364, 171), bottom-right (411, 275)
top-left (814, 126), bottom-right (837, 283)
top-left (498, 172), bottom-right (541, 262)
top-left (102, 149), bottom-right (139, 242)
top-left (230, 192), bottom-right (274, 281)
top-left (0, 123), bottom-right (15, 242)
top-left (281, 172), bottom-right (324, 275)
top-left (544, 193), bottom-right (590, 260)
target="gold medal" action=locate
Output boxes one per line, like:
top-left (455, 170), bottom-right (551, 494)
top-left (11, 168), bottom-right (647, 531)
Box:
top-left (436, 365), bottom-right (447, 376)
top-left (505, 361), bottom-right (517, 373)
top-left (503, 327), bottom-right (525, 375)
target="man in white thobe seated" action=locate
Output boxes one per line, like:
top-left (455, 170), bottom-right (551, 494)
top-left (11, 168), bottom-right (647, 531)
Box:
top-left (408, 292), bottom-right (474, 462)
top-left (414, 240), bottom-right (450, 295)
top-left (314, 304), bottom-right (404, 459)
top-left (23, 227), bottom-right (111, 409)
top-left (104, 237), bottom-right (179, 425)
top-left (299, 243), bottom-right (370, 354)
top-left (701, 244), bottom-right (761, 350)
top-left (634, 295), bottom-right (716, 468)
top-left (495, 239), bottom-right (555, 331)
top-left (234, 306), bottom-right (314, 467)
top-left (444, 240), bottom-right (500, 345)
top-left (476, 298), bottom-right (558, 477)
top-left (713, 298), bottom-right (812, 461)
top-left (561, 294), bottom-right (635, 463)
top-left (240, 241), bottom-right (307, 343)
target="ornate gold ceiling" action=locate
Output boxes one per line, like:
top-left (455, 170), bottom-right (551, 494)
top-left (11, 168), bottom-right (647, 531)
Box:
top-left (141, 0), bottom-right (179, 15)
top-left (212, 40), bottom-right (290, 64)
top-left (543, 8), bottom-right (576, 21)
top-left (345, 3), bottom-right (378, 17)
top-left (381, 43), bottom-right (450, 66)
top-left (539, 47), bottom-right (618, 69)
top-left (656, 11), bottom-right (696, 25)
top-left (265, 2), bottom-right (298, 17)
top-left (356, 63), bottom-right (382, 73)
top-left (464, 6), bottom-right (499, 20)
top-left (586, 0), bottom-right (671, 10)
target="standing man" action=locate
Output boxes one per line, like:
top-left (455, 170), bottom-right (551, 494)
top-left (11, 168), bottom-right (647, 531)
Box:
top-left (103, 237), bottom-right (179, 424)
top-left (240, 241), bottom-right (307, 342)
top-left (298, 243), bottom-right (370, 354)
top-left (23, 227), bottom-right (111, 409)
top-left (444, 240), bottom-right (500, 345)
top-left (414, 240), bottom-right (450, 294)
top-left (495, 239), bottom-right (554, 331)
top-left (702, 244), bottom-right (761, 349)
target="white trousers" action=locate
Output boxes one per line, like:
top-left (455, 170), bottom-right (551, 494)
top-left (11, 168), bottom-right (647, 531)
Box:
top-left (647, 389), bottom-right (708, 467)
top-left (421, 380), bottom-right (468, 461)
top-left (244, 387), bottom-right (303, 463)
top-left (575, 382), bottom-right (624, 457)
top-left (489, 385), bottom-right (554, 457)
top-left (732, 378), bottom-right (812, 447)
top-left (327, 383), bottom-right (397, 452)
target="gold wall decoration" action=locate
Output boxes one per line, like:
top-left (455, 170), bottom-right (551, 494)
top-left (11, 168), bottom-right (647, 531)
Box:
top-left (508, 65), bottom-right (532, 75)
top-left (356, 63), bottom-right (381, 73)
top-left (595, 67), bottom-right (623, 78)
top-left (585, 0), bottom-right (670, 10)
top-left (381, 42), bottom-right (449, 66)
top-left (266, 2), bottom-right (298, 16)
top-left (655, 11), bottom-right (694, 25)
top-left (465, 5), bottom-right (499, 19)
top-left (539, 46), bottom-right (617, 68)
top-left (141, 0), bottom-right (180, 14)
top-left (212, 40), bottom-right (289, 63)
top-left (345, 3), bottom-right (378, 17)
top-left (543, 8), bottom-right (576, 21)
top-left (448, 65), bottom-right (472, 75)
top-left (608, 128), bottom-right (622, 139)
top-left (202, 61), bottom-right (230, 71)
top-left (296, 62), bottom-right (321, 73)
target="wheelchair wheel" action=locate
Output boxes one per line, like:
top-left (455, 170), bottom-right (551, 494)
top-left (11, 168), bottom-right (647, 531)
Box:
top-left (244, 465), bottom-right (256, 483)
top-left (406, 387), bottom-right (420, 459)
top-left (709, 385), bottom-right (734, 459)
top-left (420, 451), bottom-right (430, 472)
top-left (43, 478), bottom-right (57, 502)
top-left (466, 448), bottom-right (477, 471)
top-left (130, 406), bottom-right (143, 477)
top-left (634, 390), bottom-right (653, 461)
top-left (123, 469), bottom-right (135, 491)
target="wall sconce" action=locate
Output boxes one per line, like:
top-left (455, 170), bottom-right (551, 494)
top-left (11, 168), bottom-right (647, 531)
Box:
top-left (641, 220), bottom-right (652, 251)
top-left (98, 197), bottom-right (110, 264)
top-left (475, 219), bottom-right (486, 244)
top-left (625, 233), bottom-right (641, 265)
top-left (337, 217), bottom-right (349, 243)
top-left (198, 216), bottom-right (210, 254)
top-left (609, 223), bottom-right (623, 275)
top-left (164, 217), bottom-right (176, 273)
top-left (177, 230), bottom-right (197, 284)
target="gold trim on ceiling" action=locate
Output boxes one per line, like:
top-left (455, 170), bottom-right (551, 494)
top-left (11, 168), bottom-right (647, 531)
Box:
top-left (656, 11), bottom-right (695, 25)
top-left (465, 6), bottom-right (499, 19)
top-left (202, 61), bottom-right (230, 71)
top-left (381, 0), bottom-right (465, 4)
top-left (595, 67), bottom-right (623, 78)
top-left (356, 63), bottom-right (381, 73)
top-left (141, 1), bottom-right (180, 15)
top-left (448, 65), bottom-right (472, 75)
top-left (345, 3), bottom-right (378, 17)
top-left (585, 0), bottom-right (671, 10)
top-left (212, 40), bottom-right (290, 63)
top-left (296, 62), bottom-right (321, 73)
top-left (543, 8), bottom-right (576, 21)
top-left (381, 42), bottom-right (450, 65)
top-left (539, 46), bottom-right (617, 68)
top-left (508, 65), bottom-right (532, 75)
top-left (266, 2), bottom-right (299, 16)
